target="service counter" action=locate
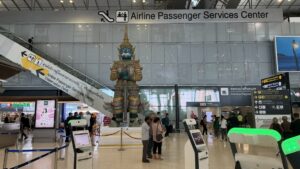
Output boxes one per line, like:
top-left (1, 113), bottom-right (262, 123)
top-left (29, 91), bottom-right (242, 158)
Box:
top-left (0, 123), bottom-right (20, 148)
top-left (99, 127), bottom-right (142, 146)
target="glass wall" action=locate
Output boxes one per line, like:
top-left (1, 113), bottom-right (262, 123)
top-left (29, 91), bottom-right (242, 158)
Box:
top-left (140, 87), bottom-right (175, 124)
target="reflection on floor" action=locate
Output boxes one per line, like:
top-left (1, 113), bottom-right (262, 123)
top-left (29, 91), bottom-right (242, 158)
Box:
top-left (0, 133), bottom-right (283, 169)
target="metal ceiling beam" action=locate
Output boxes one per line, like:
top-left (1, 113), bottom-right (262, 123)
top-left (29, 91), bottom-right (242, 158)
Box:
top-left (46, 0), bottom-right (54, 10)
top-left (1, 1), bottom-right (9, 11)
top-left (243, 0), bottom-right (249, 9)
top-left (60, 2), bottom-right (66, 10)
top-left (72, 2), bottom-right (77, 10)
top-left (106, 0), bottom-right (110, 9)
top-left (287, 0), bottom-right (297, 11)
top-left (11, 0), bottom-right (21, 11)
top-left (255, 0), bottom-right (262, 9)
top-left (118, 0), bottom-right (121, 9)
top-left (22, 0), bottom-right (32, 10)
top-left (35, 0), bottom-right (44, 10)
top-left (82, 0), bottom-right (88, 10)
top-left (94, 0), bottom-right (99, 10)
top-left (266, 0), bottom-right (274, 9)
top-left (277, 0), bottom-right (284, 8)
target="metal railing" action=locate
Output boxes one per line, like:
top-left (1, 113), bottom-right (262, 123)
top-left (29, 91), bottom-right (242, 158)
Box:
top-left (0, 26), bottom-right (113, 93)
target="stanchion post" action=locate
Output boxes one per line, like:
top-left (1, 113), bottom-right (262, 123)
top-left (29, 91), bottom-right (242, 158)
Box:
top-left (3, 148), bottom-right (8, 169)
top-left (59, 135), bottom-right (65, 160)
top-left (118, 128), bottom-right (125, 151)
top-left (54, 148), bottom-right (58, 169)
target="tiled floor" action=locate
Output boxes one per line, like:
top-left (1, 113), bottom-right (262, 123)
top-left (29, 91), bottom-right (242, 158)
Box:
top-left (0, 133), bottom-right (283, 169)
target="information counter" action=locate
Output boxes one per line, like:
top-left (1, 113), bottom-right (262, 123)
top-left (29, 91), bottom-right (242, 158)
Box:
top-left (0, 123), bottom-right (20, 148)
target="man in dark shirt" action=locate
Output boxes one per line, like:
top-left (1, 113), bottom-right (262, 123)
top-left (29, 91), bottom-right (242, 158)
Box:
top-left (20, 113), bottom-right (28, 140)
top-left (64, 113), bottom-right (73, 142)
top-left (290, 113), bottom-right (300, 136)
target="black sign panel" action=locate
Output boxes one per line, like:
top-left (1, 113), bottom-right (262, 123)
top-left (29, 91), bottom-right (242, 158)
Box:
top-left (220, 86), bottom-right (259, 106)
top-left (261, 73), bottom-right (290, 90)
top-left (186, 102), bottom-right (220, 107)
top-left (253, 90), bottom-right (291, 115)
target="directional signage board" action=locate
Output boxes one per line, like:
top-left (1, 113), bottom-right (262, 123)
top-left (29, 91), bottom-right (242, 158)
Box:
top-left (261, 73), bottom-right (290, 90)
top-left (253, 90), bottom-right (292, 128)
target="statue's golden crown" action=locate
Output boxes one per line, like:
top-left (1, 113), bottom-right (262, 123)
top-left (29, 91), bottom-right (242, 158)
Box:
top-left (119, 25), bottom-right (134, 49)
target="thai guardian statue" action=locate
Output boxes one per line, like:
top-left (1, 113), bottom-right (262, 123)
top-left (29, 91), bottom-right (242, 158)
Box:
top-left (110, 26), bottom-right (143, 116)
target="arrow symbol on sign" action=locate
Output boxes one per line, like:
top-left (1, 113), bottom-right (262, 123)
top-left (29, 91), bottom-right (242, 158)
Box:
top-left (21, 51), bottom-right (27, 57)
top-left (36, 68), bottom-right (45, 78)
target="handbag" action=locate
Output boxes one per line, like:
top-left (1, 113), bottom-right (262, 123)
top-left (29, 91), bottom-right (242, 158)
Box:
top-left (155, 123), bottom-right (163, 142)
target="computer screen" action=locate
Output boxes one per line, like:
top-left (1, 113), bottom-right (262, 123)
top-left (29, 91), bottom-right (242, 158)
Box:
top-left (191, 132), bottom-right (204, 145)
top-left (74, 133), bottom-right (91, 148)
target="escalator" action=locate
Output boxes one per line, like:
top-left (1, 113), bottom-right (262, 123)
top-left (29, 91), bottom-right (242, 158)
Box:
top-left (0, 27), bottom-right (113, 116)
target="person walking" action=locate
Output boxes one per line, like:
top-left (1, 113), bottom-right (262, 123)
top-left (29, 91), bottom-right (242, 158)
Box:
top-left (152, 117), bottom-right (164, 160)
top-left (162, 113), bottom-right (170, 137)
top-left (213, 116), bottom-right (220, 138)
top-left (281, 116), bottom-right (292, 139)
top-left (269, 117), bottom-right (283, 136)
top-left (200, 115), bottom-right (208, 135)
top-left (89, 113), bottom-right (97, 146)
top-left (64, 113), bottom-right (73, 142)
top-left (220, 116), bottom-right (227, 141)
top-left (290, 113), bottom-right (300, 137)
top-left (28, 37), bottom-right (33, 50)
top-left (147, 115), bottom-right (154, 159)
top-left (141, 116), bottom-right (151, 163)
top-left (20, 113), bottom-right (28, 140)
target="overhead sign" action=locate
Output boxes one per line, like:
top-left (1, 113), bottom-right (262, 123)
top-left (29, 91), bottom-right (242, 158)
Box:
top-left (0, 9), bottom-right (283, 24)
top-left (253, 90), bottom-right (292, 128)
top-left (261, 73), bottom-right (290, 90)
top-left (99, 9), bottom-right (283, 23)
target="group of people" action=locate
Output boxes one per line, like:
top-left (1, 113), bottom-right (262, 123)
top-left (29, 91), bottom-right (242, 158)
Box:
top-left (269, 113), bottom-right (300, 140)
top-left (210, 112), bottom-right (249, 141)
top-left (64, 111), bottom-right (94, 142)
top-left (141, 112), bottom-right (171, 163)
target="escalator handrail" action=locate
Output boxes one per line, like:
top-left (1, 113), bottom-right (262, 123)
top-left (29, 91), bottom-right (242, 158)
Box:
top-left (0, 26), bottom-right (113, 92)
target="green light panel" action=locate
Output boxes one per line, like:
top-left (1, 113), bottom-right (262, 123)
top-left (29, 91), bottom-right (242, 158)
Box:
top-left (228, 128), bottom-right (281, 141)
top-left (282, 135), bottom-right (300, 155)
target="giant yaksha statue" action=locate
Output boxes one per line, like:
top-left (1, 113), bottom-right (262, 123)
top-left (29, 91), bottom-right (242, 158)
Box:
top-left (110, 26), bottom-right (143, 116)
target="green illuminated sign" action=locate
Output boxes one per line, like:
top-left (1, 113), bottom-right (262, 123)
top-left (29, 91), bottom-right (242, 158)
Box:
top-left (282, 135), bottom-right (300, 155)
top-left (12, 102), bottom-right (31, 108)
top-left (228, 128), bottom-right (281, 141)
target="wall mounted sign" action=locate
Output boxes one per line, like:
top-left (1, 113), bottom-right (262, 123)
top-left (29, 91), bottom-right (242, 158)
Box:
top-left (0, 9), bottom-right (283, 24)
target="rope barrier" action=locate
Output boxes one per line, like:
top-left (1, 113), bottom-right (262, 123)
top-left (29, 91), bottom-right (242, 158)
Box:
top-left (7, 149), bottom-right (53, 153)
top-left (123, 131), bottom-right (141, 140)
top-left (4, 144), bottom-right (69, 169)
top-left (98, 130), bottom-right (121, 137)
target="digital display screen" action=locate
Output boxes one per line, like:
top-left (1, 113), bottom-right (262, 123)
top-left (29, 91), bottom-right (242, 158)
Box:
top-left (192, 132), bottom-right (204, 145)
top-left (74, 133), bottom-right (91, 148)
top-left (275, 36), bottom-right (300, 72)
top-left (35, 100), bottom-right (55, 128)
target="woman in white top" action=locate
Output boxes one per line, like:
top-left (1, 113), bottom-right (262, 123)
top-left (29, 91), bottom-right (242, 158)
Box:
top-left (152, 117), bottom-right (164, 160)
top-left (220, 115), bottom-right (228, 141)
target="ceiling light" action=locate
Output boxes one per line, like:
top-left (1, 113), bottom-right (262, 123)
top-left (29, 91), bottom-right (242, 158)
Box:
top-left (69, 0), bottom-right (73, 3)
top-left (0, 1), bottom-right (2, 4)
top-left (142, 0), bottom-right (146, 3)
top-left (277, 0), bottom-right (283, 2)
top-left (60, 0), bottom-right (63, 3)
top-left (132, 0), bottom-right (136, 3)
top-left (288, 0), bottom-right (291, 1)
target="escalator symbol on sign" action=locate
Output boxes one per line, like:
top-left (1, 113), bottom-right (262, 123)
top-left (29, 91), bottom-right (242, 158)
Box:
top-left (98, 10), bottom-right (114, 23)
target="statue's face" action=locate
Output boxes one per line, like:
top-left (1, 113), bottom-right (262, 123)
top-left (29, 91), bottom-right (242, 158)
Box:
top-left (120, 47), bottom-right (132, 60)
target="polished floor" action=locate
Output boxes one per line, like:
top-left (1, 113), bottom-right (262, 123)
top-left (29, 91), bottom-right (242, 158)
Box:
top-left (0, 132), bottom-right (283, 169)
